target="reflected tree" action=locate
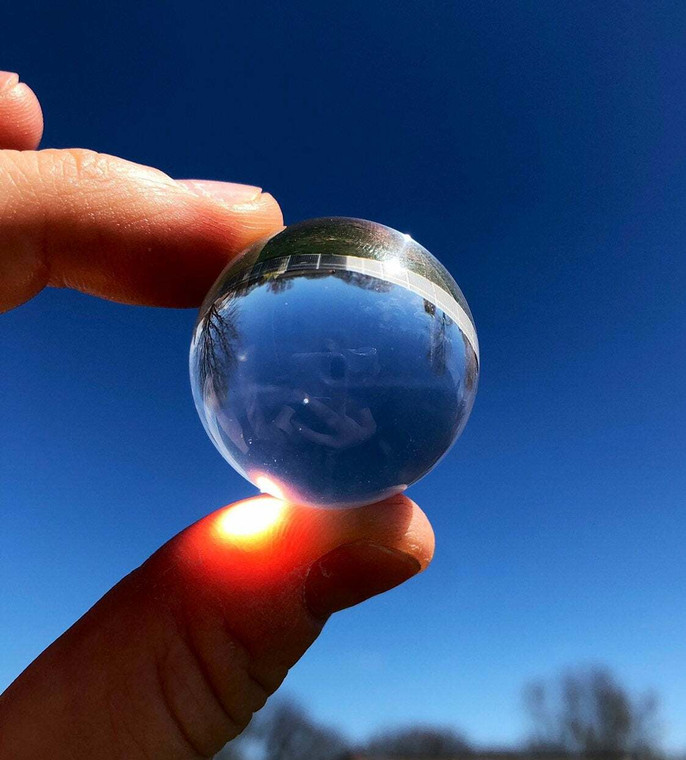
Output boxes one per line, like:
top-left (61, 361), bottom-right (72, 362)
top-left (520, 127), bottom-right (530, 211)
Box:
top-left (461, 333), bottom-right (478, 391)
top-left (423, 299), bottom-right (451, 376)
top-left (427, 312), bottom-right (450, 376)
top-left (196, 298), bottom-right (242, 399)
top-left (266, 275), bottom-right (295, 294)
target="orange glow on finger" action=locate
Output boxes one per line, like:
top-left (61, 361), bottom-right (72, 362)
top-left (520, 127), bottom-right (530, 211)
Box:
top-left (215, 496), bottom-right (287, 544)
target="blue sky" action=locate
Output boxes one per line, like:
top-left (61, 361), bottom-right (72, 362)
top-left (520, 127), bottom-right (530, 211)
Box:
top-left (2, 0), bottom-right (686, 751)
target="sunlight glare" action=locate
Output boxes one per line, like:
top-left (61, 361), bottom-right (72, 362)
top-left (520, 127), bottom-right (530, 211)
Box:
top-left (384, 258), bottom-right (404, 275)
top-left (216, 496), bottom-right (286, 541)
top-left (255, 474), bottom-right (287, 500)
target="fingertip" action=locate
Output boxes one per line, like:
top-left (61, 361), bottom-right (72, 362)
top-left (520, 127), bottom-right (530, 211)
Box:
top-left (164, 187), bottom-right (284, 306)
top-left (0, 76), bottom-right (44, 150)
top-left (170, 493), bottom-right (434, 631)
top-left (210, 492), bottom-right (435, 572)
top-left (147, 186), bottom-right (284, 308)
top-left (223, 190), bottom-right (284, 247)
top-left (176, 180), bottom-right (284, 244)
top-left (391, 494), bottom-right (436, 571)
top-left (0, 71), bottom-right (19, 90)
top-left (294, 494), bottom-right (434, 619)
top-left (180, 491), bottom-right (434, 575)
top-left (323, 493), bottom-right (435, 571)
top-left (303, 541), bottom-right (422, 620)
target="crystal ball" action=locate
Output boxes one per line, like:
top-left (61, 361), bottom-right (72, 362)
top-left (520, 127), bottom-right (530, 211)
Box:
top-left (190, 217), bottom-right (479, 508)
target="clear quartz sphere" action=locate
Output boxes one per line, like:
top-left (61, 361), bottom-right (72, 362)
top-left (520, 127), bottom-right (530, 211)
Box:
top-left (190, 217), bottom-right (479, 508)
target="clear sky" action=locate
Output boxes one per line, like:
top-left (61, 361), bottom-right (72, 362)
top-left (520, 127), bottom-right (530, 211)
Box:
top-left (2, 0), bottom-right (686, 752)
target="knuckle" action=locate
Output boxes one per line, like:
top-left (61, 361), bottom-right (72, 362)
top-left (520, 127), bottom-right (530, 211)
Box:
top-left (153, 609), bottom-right (272, 754)
top-left (0, 151), bottom-right (51, 309)
top-left (0, 149), bottom-right (120, 215)
top-left (37, 147), bottom-right (114, 188)
top-left (155, 636), bottom-right (235, 758)
top-left (30, 148), bottom-right (178, 224)
top-left (0, 150), bottom-right (40, 202)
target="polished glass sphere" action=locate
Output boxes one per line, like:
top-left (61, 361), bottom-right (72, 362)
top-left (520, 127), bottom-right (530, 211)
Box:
top-left (190, 217), bottom-right (479, 508)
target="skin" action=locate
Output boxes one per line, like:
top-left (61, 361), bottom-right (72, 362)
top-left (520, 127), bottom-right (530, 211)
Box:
top-left (0, 72), bottom-right (435, 760)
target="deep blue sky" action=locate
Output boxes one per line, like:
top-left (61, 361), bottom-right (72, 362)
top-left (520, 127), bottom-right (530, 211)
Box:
top-left (2, 0), bottom-right (686, 751)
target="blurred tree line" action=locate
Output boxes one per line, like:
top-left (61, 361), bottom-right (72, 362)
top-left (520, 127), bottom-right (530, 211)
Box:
top-left (214, 666), bottom-right (668, 760)
top-left (523, 667), bottom-right (661, 760)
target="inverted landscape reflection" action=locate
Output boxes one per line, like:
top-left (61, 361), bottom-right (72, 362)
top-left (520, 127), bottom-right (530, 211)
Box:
top-left (191, 271), bottom-right (477, 507)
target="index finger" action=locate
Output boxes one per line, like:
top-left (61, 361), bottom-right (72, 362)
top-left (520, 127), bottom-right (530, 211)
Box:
top-left (0, 148), bottom-right (283, 312)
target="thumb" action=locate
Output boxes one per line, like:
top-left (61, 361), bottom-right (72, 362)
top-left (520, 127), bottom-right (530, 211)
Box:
top-left (0, 495), bottom-right (434, 760)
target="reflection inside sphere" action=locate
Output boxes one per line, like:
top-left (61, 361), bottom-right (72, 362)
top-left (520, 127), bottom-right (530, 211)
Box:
top-left (190, 218), bottom-right (479, 508)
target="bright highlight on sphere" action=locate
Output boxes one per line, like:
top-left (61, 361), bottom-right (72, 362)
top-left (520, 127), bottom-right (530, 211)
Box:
top-left (190, 217), bottom-right (479, 508)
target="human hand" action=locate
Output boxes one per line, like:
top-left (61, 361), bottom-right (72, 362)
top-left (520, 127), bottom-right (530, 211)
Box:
top-left (0, 73), bottom-right (435, 759)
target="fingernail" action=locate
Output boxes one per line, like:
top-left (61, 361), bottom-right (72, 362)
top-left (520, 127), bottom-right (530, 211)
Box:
top-left (304, 541), bottom-right (421, 621)
top-left (0, 71), bottom-right (19, 92)
top-left (177, 179), bottom-right (263, 208)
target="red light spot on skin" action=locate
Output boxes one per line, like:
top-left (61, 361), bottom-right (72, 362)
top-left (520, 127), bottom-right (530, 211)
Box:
top-left (214, 496), bottom-right (287, 546)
